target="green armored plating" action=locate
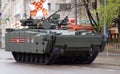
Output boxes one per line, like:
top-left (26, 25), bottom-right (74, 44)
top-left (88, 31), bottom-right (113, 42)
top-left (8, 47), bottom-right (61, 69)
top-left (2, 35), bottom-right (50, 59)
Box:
top-left (5, 9), bottom-right (106, 65)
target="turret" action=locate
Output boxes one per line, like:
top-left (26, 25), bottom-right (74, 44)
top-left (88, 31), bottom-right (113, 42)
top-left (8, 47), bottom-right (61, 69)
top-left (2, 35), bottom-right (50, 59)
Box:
top-left (20, 17), bottom-right (40, 29)
top-left (20, 10), bottom-right (61, 29)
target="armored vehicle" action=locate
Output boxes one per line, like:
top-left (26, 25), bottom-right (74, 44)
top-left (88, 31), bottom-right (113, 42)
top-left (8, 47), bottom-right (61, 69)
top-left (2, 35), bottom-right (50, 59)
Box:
top-left (5, 1), bottom-right (106, 65)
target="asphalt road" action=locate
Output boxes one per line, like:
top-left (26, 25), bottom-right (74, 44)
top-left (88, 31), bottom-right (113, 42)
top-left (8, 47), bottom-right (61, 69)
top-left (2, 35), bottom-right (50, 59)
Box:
top-left (0, 49), bottom-right (120, 74)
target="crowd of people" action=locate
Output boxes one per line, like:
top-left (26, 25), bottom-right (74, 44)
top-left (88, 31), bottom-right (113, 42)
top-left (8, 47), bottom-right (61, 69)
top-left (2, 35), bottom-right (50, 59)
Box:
top-left (108, 15), bottom-right (120, 42)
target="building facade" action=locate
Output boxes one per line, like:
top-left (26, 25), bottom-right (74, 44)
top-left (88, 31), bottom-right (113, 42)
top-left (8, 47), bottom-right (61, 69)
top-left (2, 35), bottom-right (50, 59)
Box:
top-left (1, 0), bottom-right (100, 28)
top-left (1, 0), bottom-right (74, 28)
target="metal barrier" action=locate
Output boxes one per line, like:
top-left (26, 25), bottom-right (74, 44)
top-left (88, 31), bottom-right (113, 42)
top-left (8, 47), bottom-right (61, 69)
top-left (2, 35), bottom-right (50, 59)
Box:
top-left (105, 43), bottom-right (120, 56)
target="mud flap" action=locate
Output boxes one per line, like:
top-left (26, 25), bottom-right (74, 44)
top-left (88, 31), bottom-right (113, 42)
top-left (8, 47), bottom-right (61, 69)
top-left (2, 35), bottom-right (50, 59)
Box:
top-left (83, 46), bottom-right (99, 64)
top-left (99, 41), bottom-right (107, 52)
top-left (45, 48), bottom-right (62, 65)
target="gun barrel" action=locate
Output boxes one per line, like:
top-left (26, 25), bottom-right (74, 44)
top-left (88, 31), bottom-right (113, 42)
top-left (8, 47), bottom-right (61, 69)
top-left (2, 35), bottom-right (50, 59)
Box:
top-left (47, 9), bottom-right (60, 19)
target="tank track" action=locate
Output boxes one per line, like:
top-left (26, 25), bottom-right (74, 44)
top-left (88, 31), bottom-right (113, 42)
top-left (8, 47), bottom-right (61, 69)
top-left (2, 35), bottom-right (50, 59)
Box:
top-left (12, 48), bottom-right (98, 65)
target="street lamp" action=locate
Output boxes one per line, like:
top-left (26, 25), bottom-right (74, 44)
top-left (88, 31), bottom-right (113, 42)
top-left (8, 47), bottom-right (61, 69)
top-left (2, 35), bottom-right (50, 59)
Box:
top-left (74, 0), bottom-right (77, 25)
top-left (104, 0), bottom-right (107, 41)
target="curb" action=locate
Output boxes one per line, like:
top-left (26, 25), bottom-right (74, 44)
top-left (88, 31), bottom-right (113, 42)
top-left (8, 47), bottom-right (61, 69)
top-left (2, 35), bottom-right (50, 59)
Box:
top-left (95, 55), bottom-right (120, 66)
top-left (94, 62), bottom-right (120, 66)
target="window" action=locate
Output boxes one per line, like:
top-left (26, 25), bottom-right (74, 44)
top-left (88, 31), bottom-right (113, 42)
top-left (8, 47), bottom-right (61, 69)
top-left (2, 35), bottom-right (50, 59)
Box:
top-left (56, 3), bottom-right (71, 11)
top-left (48, 3), bottom-right (51, 11)
top-left (92, 2), bottom-right (97, 9)
top-left (56, 3), bottom-right (60, 10)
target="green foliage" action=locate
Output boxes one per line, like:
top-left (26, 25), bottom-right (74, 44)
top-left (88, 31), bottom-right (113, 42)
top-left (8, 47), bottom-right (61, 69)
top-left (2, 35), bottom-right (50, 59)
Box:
top-left (97, 0), bottom-right (120, 31)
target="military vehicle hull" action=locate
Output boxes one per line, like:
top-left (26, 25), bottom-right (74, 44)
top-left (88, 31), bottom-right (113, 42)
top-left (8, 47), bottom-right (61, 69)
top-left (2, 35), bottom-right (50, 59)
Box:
top-left (5, 29), bottom-right (105, 64)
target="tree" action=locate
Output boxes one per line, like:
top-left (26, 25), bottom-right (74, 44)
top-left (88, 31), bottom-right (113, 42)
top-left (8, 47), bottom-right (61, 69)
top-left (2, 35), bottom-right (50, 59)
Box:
top-left (97, 0), bottom-right (120, 30)
top-left (0, 0), bottom-right (1, 9)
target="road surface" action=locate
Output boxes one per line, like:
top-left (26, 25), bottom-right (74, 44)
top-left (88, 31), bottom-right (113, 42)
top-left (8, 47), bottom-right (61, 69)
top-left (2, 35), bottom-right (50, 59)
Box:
top-left (0, 49), bottom-right (120, 74)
